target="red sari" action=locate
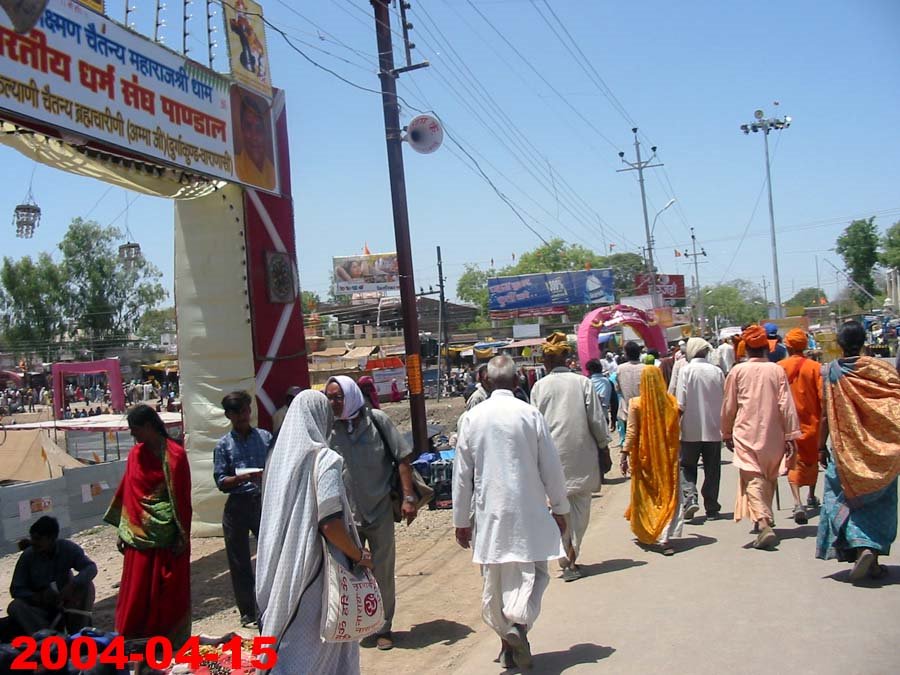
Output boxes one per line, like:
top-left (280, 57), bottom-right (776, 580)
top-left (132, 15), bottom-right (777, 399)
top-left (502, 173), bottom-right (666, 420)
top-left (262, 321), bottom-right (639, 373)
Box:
top-left (104, 438), bottom-right (192, 645)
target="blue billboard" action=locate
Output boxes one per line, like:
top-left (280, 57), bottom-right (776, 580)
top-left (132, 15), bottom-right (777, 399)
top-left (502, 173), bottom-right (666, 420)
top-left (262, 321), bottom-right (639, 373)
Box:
top-left (487, 269), bottom-right (616, 312)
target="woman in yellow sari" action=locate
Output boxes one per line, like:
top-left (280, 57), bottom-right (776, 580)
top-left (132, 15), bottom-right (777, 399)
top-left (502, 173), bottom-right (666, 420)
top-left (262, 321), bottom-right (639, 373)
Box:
top-left (623, 367), bottom-right (684, 555)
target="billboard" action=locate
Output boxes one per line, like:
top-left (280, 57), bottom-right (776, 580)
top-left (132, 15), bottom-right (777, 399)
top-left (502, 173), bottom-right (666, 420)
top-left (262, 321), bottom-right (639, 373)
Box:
top-left (333, 252), bottom-right (400, 295)
top-left (0, 0), bottom-right (279, 193)
top-left (223, 0), bottom-right (272, 98)
top-left (488, 269), bottom-right (615, 315)
top-left (633, 273), bottom-right (687, 307)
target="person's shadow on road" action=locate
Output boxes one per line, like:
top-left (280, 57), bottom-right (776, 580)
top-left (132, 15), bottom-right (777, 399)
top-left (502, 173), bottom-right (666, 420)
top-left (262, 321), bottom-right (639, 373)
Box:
top-left (518, 643), bottom-right (615, 674)
top-left (377, 619), bottom-right (475, 649)
top-left (575, 558), bottom-right (647, 576)
top-left (823, 566), bottom-right (900, 588)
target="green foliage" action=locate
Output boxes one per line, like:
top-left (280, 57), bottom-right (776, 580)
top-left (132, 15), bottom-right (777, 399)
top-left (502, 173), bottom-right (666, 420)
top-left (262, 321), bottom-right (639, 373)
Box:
top-left (0, 218), bottom-right (167, 356)
top-left (835, 217), bottom-right (880, 306)
top-left (456, 264), bottom-right (490, 311)
top-left (137, 306), bottom-right (176, 342)
top-left (701, 280), bottom-right (767, 327)
top-left (300, 290), bottom-right (320, 313)
top-left (785, 287), bottom-right (827, 309)
top-left (0, 253), bottom-right (67, 352)
top-left (881, 221), bottom-right (900, 270)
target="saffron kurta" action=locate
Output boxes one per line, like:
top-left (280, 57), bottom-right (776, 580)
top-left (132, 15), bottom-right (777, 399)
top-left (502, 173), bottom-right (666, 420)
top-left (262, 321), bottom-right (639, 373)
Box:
top-left (779, 354), bottom-right (823, 487)
top-left (721, 358), bottom-right (801, 481)
top-left (104, 438), bottom-right (192, 646)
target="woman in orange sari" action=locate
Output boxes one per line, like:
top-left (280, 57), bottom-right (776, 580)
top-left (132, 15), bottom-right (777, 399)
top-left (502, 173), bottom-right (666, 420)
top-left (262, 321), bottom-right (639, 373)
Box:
top-left (623, 367), bottom-right (683, 555)
top-left (104, 404), bottom-right (192, 646)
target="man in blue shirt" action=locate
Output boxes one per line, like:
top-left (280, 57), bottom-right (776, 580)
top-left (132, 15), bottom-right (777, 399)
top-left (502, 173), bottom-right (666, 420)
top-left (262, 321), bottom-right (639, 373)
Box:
top-left (213, 390), bottom-right (271, 627)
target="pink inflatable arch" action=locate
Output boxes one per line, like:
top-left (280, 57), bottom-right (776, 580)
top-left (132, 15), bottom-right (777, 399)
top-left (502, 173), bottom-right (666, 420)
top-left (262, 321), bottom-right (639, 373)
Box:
top-left (577, 305), bottom-right (667, 374)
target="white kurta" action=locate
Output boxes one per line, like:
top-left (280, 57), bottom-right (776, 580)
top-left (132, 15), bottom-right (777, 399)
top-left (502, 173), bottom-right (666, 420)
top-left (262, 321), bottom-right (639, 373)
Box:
top-left (529, 368), bottom-right (611, 495)
top-left (453, 390), bottom-right (570, 565)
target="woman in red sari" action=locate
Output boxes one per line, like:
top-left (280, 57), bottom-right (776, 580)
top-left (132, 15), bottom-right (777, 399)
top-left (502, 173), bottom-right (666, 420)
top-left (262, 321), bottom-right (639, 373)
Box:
top-left (104, 405), bottom-right (192, 647)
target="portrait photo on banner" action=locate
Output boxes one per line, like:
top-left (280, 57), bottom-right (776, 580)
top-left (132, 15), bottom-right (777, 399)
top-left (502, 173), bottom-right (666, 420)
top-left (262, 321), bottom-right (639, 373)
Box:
top-left (223, 0), bottom-right (272, 97)
top-left (230, 84), bottom-right (276, 192)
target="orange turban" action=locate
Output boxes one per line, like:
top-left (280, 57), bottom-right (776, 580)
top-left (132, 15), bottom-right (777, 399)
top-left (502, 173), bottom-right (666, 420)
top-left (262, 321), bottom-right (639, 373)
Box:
top-left (742, 325), bottom-right (768, 349)
top-left (785, 328), bottom-right (807, 353)
top-left (542, 331), bottom-right (572, 357)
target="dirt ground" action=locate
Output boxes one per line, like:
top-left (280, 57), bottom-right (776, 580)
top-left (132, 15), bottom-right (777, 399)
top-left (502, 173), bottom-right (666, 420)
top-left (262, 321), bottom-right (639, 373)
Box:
top-left (0, 395), bottom-right (498, 672)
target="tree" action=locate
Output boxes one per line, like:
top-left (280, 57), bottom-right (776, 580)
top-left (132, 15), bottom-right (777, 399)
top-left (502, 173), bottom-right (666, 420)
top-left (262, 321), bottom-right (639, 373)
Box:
top-left (785, 287), bottom-right (827, 308)
top-left (456, 264), bottom-right (491, 311)
top-left (835, 217), bottom-right (880, 306)
top-left (59, 218), bottom-right (167, 341)
top-left (300, 290), bottom-right (320, 313)
top-left (138, 306), bottom-right (176, 343)
top-left (0, 253), bottom-right (68, 355)
top-left (881, 220), bottom-right (900, 270)
top-left (701, 280), bottom-right (767, 327)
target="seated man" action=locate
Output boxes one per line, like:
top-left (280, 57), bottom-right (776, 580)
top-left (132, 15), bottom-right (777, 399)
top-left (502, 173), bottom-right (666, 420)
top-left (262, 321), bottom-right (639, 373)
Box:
top-left (7, 516), bottom-right (97, 635)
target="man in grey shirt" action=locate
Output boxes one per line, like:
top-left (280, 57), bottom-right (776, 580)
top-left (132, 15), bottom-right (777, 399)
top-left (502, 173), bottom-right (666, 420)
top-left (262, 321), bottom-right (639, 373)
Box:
top-left (325, 375), bottom-right (418, 651)
top-left (7, 516), bottom-right (97, 636)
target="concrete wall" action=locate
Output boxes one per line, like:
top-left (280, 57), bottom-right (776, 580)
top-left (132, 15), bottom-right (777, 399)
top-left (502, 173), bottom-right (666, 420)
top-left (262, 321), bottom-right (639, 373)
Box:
top-left (0, 461), bottom-right (126, 554)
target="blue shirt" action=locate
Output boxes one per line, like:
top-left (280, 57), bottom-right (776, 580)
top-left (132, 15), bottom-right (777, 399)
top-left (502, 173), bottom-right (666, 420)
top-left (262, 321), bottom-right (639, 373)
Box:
top-left (213, 427), bottom-right (272, 496)
top-left (589, 373), bottom-right (612, 409)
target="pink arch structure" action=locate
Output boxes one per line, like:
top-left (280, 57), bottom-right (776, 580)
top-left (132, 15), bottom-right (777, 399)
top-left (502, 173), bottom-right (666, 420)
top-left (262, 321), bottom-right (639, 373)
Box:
top-left (577, 305), bottom-right (667, 374)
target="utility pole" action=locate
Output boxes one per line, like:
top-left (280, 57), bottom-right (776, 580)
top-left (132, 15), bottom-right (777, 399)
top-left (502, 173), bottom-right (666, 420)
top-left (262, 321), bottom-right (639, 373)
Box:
top-left (761, 276), bottom-right (770, 306)
top-left (436, 246), bottom-right (450, 401)
top-left (371, 0), bottom-right (429, 454)
top-left (618, 128), bottom-right (663, 308)
top-left (740, 108), bottom-right (792, 319)
top-left (682, 227), bottom-right (707, 334)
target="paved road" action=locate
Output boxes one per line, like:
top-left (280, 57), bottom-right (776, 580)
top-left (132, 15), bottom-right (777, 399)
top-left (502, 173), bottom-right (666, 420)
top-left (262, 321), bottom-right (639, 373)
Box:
top-left (450, 454), bottom-right (900, 674)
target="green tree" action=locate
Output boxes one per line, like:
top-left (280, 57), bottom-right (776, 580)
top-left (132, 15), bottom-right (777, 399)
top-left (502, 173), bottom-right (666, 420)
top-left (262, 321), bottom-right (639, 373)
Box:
top-left (702, 280), bottom-right (767, 327)
top-left (300, 290), bottom-right (320, 313)
top-left (0, 253), bottom-right (68, 354)
top-left (59, 218), bottom-right (167, 341)
top-left (785, 287), bottom-right (827, 308)
top-left (137, 306), bottom-right (176, 343)
top-left (880, 220), bottom-right (900, 270)
top-left (835, 217), bottom-right (880, 306)
top-left (456, 264), bottom-right (491, 311)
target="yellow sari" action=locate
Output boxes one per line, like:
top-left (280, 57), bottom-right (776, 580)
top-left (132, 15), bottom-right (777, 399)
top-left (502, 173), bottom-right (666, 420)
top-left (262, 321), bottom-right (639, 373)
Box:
top-left (624, 367), bottom-right (681, 544)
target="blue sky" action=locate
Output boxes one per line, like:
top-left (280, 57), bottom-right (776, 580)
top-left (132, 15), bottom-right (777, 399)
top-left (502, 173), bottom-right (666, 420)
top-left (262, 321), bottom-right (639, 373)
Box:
top-left (2, 0), bottom-right (899, 307)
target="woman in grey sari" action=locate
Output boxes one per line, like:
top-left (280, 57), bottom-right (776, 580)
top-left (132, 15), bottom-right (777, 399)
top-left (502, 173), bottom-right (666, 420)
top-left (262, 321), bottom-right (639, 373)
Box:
top-left (255, 390), bottom-right (373, 674)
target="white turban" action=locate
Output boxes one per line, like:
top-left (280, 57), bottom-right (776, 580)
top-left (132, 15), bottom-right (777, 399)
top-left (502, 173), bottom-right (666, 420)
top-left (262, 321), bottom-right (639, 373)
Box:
top-left (685, 337), bottom-right (712, 361)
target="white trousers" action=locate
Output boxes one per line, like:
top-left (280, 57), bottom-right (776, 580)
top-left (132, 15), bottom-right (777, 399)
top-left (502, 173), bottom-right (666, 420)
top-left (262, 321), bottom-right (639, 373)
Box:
top-left (563, 491), bottom-right (593, 563)
top-left (481, 561), bottom-right (550, 639)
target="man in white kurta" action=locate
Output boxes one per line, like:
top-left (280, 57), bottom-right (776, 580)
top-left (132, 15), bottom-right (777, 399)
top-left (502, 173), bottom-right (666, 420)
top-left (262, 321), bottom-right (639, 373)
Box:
top-left (453, 355), bottom-right (569, 670)
top-left (529, 333), bottom-right (610, 581)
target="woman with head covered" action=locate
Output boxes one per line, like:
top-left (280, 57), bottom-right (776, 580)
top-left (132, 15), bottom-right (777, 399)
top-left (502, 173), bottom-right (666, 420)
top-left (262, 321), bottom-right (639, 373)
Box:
top-left (255, 390), bottom-right (373, 673)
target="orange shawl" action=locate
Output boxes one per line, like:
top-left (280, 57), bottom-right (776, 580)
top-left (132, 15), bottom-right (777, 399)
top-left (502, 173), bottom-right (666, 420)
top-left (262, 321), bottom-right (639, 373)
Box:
top-left (825, 356), bottom-right (900, 504)
top-left (624, 367), bottom-right (681, 544)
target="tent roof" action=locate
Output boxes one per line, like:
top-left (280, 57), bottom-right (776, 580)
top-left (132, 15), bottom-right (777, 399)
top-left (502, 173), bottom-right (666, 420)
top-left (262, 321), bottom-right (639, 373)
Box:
top-left (311, 347), bottom-right (348, 358)
top-left (342, 346), bottom-right (378, 360)
top-left (0, 430), bottom-right (84, 483)
top-left (11, 412), bottom-right (182, 431)
top-left (498, 338), bottom-right (545, 349)
top-left (380, 344), bottom-right (406, 357)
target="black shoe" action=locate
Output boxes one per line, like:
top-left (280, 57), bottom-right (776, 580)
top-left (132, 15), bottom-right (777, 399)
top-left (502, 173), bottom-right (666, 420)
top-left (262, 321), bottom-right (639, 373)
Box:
top-left (240, 615), bottom-right (258, 628)
top-left (684, 502), bottom-right (700, 520)
top-left (705, 511), bottom-right (720, 521)
top-left (807, 495), bottom-right (821, 509)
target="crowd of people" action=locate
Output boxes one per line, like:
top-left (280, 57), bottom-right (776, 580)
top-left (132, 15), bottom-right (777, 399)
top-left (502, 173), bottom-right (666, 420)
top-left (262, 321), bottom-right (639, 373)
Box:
top-left (1, 319), bottom-right (897, 673)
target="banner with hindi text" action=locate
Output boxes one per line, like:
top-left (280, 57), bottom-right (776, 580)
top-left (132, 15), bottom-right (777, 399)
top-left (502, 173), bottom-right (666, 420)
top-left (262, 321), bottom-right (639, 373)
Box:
top-left (0, 0), bottom-right (279, 194)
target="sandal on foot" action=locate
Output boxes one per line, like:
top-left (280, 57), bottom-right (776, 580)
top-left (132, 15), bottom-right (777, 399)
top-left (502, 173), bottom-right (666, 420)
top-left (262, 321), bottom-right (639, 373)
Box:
top-left (792, 504), bottom-right (808, 525)
top-left (849, 549), bottom-right (875, 583)
top-left (869, 564), bottom-right (888, 580)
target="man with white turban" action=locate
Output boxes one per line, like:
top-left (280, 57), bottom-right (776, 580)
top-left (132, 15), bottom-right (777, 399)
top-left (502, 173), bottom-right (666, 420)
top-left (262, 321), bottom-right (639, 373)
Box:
top-left (530, 333), bottom-right (610, 581)
top-left (676, 338), bottom-right (726, 520)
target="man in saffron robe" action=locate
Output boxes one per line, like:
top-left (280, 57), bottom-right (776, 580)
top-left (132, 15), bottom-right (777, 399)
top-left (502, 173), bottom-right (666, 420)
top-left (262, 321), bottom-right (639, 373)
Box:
top-left (105, 405), bottom-right (192, 647)
top-left (721, 325), bottom-right (800, 550)
top-left (779, 329), bottom-right (823, 524)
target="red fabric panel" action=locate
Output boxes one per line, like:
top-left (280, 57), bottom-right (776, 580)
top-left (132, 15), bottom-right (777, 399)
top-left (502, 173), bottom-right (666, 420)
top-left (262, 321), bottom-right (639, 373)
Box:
top-left (242, 92), bottom-right (309, 431)
top-left (51, 358), bottom-right (125, 416)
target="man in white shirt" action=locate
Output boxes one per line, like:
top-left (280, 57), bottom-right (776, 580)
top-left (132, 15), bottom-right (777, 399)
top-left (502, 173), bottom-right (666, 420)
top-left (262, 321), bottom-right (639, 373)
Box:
top-left (676, 338), bottom-right (726, 520)
top-left (530, 332), bottom-right (610, 582)
top-left (716, 337), bottom-right (736, 375)
top-left (454, 354), bottom-right (569, 670)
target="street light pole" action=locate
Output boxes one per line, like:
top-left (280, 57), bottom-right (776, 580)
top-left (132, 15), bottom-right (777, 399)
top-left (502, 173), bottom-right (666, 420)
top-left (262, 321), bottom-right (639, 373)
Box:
top-left (618, 128), bottom-right (664, 308)
top-left (740, 108), bottom-right (791, 319)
